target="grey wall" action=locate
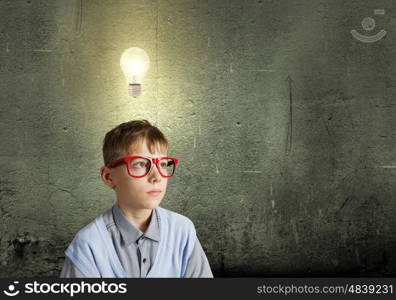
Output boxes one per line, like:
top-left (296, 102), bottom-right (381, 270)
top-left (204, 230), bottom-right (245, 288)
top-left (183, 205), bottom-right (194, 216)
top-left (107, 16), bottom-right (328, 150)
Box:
top-left (1, 0), bottom-right (396, 277)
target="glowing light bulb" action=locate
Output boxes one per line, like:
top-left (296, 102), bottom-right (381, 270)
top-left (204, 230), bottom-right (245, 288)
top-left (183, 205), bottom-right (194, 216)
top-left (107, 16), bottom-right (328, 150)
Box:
top-left (120, 47), bottom-right (150, 98)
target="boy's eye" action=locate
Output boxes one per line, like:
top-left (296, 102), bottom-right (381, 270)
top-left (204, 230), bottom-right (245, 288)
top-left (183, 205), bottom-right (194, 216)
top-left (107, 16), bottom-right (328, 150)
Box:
top-left (131, 160), bottom-right (148, 169)
top-left (159, 159), bottom-right (174, 169)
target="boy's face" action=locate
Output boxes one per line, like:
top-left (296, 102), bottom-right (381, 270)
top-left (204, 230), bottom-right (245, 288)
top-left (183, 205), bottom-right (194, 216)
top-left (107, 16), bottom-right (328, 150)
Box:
top-left (100, 140), bottom-right (168, 210)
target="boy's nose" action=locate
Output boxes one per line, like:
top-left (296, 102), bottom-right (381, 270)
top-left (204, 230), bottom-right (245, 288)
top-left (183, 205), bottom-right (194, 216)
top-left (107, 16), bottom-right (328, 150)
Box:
top-left (148, 163), bottom-right (161, 181)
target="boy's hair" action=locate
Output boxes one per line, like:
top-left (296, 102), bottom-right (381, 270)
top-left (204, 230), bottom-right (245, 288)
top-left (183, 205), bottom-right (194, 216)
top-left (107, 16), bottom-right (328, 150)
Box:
top-left (102, 120), bottom-right (168, 166)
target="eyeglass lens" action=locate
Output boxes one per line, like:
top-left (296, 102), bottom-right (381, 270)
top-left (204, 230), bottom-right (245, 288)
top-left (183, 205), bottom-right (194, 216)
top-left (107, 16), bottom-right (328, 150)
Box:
top-left (128, 158), bottom-right (176, 177)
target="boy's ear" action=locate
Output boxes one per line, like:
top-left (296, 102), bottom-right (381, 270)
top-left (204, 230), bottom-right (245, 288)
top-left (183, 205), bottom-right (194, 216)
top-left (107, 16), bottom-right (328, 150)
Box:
top-left (100, 166), bottom-right (116, 189)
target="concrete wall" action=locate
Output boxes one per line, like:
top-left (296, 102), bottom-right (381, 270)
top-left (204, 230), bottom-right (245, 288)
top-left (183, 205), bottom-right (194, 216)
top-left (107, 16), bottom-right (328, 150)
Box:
top-left (0, 0), bottom-right (395, 277)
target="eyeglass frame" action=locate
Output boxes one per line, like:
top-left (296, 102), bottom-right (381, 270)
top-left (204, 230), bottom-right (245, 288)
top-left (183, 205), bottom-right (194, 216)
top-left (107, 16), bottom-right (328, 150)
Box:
top-left (106, 155), bottom-right (179, 178)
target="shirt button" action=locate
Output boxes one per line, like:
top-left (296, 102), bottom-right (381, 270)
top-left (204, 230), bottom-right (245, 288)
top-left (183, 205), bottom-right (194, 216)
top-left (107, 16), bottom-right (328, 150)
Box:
top-left (143, 258), bottom-right (147, 263)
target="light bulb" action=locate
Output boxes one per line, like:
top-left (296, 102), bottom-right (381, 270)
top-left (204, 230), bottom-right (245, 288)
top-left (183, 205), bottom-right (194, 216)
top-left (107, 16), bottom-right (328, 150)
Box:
top-left (120, 47), bottom-right (150, 98)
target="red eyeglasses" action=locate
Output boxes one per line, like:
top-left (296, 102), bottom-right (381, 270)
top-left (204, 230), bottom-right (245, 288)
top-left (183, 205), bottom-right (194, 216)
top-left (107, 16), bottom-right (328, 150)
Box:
top-left (106, 156), bottom-right (179, 178)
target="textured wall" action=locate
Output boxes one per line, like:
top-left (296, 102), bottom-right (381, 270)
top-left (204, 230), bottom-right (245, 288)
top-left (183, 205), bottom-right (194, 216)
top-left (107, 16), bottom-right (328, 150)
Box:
top-left (1, 0), bottom-right (396, 277)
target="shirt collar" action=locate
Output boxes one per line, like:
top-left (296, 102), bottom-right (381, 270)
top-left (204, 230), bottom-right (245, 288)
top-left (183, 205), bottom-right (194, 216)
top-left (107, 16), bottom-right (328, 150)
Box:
top-left (112, 204), bottom-right (160, 246)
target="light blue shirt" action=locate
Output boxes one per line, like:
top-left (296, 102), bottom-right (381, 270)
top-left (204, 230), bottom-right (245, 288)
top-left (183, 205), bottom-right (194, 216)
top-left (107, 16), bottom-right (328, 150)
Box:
top-left (62, 205), bottom-right (213, 277)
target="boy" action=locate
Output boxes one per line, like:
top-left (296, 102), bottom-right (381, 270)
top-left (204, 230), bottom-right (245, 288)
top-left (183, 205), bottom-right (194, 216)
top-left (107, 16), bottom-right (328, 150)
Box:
top-left (60, 120), bottom-right (213, 278)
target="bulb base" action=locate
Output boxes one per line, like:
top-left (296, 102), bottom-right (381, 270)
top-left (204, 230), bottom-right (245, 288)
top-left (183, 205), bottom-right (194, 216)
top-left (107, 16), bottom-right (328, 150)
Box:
top-left (128, 83), bottom-right (141, 98)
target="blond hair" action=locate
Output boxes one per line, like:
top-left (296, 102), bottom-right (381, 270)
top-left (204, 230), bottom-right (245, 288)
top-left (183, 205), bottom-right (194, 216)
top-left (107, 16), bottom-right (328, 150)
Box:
top-left (102, 120), bottom-right (168, 166)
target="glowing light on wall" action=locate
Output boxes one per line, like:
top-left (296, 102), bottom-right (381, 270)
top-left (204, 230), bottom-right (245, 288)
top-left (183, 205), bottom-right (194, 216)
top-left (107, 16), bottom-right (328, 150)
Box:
top-left (120, 47), bottom-right (150, 98)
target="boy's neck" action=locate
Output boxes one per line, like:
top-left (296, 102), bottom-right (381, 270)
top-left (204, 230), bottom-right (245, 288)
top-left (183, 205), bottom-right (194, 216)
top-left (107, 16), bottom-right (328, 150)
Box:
top-left (116, 201), bottom-right (153, 233)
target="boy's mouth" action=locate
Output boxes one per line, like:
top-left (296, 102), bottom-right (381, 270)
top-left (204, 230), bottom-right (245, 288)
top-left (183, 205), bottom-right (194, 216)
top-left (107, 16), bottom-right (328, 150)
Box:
top-left (147, 190), bottom-right (162, 196)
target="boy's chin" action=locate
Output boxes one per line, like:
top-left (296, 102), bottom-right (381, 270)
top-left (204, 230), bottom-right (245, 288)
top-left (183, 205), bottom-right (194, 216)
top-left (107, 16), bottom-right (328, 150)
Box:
top-left (140, 198), bottom-right (162, 209)
top-left (142, 202), bottom-right (160, 209)
top-left (119, 196), bottom-right (163, 210)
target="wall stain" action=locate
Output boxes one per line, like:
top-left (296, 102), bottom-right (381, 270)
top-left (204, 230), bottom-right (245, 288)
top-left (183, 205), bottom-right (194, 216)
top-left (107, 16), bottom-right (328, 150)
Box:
top-left (285, 75), bottom-right (294, 155)
top-left (75, 0), bottom-right (85, 36)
